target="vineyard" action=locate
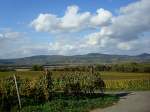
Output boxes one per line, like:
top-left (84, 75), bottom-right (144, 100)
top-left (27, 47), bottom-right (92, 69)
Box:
top-left (105, 79), bottom-right (150, 90)
top-left (0, 70), bottom-right (150, 111)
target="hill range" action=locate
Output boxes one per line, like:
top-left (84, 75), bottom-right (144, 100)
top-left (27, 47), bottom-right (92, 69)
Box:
top-left (0, 53), bottom-right (150, 66)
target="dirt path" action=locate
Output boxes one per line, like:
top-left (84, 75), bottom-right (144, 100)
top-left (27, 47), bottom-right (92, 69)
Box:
top-left (91, 91), bottom-right (150, 112)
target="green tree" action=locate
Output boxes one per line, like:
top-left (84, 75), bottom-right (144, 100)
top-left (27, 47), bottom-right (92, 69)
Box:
top-left (31, 65), bottom-right (44, 71)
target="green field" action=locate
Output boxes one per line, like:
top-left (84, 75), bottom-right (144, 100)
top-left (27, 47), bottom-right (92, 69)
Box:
top-left (100, 72), bottom-right (150, 80)
top-left (0, 71), bottom-right (150, 80)
top-left (0, 71), bottom-right (43, 79)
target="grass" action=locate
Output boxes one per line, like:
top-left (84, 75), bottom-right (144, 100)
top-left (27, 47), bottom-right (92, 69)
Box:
top-left (19, 93), bottom-right (118, 112)
top-left (0, 71), bottom-right (43, 79)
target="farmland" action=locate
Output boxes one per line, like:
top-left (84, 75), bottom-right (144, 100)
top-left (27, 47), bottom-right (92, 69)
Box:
top-left (0, 71), bottom-right (150, 91)
top-left (0, 70), bottom-right (119, 112)
top-left (0, 71), bottom-right (150, 79)
top-left (0, 70), bottom-right (150, 112)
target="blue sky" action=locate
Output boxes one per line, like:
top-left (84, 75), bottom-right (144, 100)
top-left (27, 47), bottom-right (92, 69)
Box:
top-left (0, 0), bottom-right (136, 28)
top-left (0, 0), bottom-right (133, 32)
top-left (0, 0), bottom-right (150, 59)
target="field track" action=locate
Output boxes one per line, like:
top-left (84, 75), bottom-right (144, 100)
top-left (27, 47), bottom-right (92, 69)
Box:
top-left (91, 91), bottom-right (150, 112)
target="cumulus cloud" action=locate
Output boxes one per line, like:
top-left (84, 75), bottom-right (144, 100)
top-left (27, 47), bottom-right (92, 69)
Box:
top-left (30, 14), bottom-right (59, 33)
top-left (86, 32), bottom-right (100, 46)
top-left (90, 8), bottom-right (112, 26)
top-left (85, 0), bottom-right (150, 50)
top-left (30, 5), bottom-right (112, 33)
top-left (60, 5), bottom-right (90, 30)
top-left (107, 0), bottom-right (150, 41)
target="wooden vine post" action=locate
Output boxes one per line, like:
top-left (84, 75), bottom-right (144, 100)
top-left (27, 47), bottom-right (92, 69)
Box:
top-left (13, 74), bottom-right (21, 110)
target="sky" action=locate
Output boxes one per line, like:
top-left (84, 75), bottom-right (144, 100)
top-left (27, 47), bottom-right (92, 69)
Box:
top-left (0, 0), bottom-right (150, 59)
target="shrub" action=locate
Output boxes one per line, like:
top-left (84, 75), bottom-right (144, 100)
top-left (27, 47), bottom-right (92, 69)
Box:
top-left (0, 68), bottom-right (16, 72)
top-left (33, 70), bottom-right (53, 103)
top-left (0, 76), bottom-right (21, 111)
top-left (60, 72), bottom-right (105, 95)
top-left (31, 65), bottom-right (44, 71)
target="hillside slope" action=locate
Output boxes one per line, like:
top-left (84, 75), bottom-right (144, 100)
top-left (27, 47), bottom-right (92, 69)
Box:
top-left (0, 53), bottom-right (150, 66)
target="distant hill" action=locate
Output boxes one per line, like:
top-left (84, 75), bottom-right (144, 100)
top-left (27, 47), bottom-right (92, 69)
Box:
top-left (0, 53), bottom-right (150, 66)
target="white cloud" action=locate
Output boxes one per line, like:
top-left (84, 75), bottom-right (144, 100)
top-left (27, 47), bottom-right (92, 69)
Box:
top-left (86, 32), bottom-right (100, 45)
top-left (0, 29), bottom-right (50, 59)
top-left (0, 34), bottom-right (50, 59)
top-left (90, 8), bottom-right (112, 26)
top-left (49, 42), bottom-right (74, 51)
top-left (109, 0), bottom-right (150, 41)
top-left (60, 5), bottom-right (90, 30)
top-left (0, 30), bottom-right (21, 40)
top-left (49, 42), bottom-right (75, 55)
top-left (30, 5), bottom-right (112, 33)
top-left (85, 0), bottom-right (150, 50)
top-left (46, 0), bottom-right (150, 55)
top-left (30, 14), bottom-right (59, 33)
top-left (0, 45), bottom-right (50, 59)
top-left (0, 29), bottom-right (23, 48)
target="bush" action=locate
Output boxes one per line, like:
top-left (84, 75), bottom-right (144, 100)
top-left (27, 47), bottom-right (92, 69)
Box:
top-left (0, 70), bottom-right (54, 111)
top-left (95, 63), bottom-right (150, 73)
top-left (0, 76), bottom-right (21, 111)
top-left (31, 65), bottom-right (44, 71)
top-left (33, 70), bottom-right (53, 103)
top-left (0, 68), bottom-right (16, 72)
top-left (61, 72), bottom-right (105, 95)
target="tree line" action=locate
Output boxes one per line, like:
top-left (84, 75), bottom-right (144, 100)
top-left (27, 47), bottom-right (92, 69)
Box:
top-left (52, 63), bottom-right (150, 73)
top-left (0, 62), bottom-right (150, 73)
